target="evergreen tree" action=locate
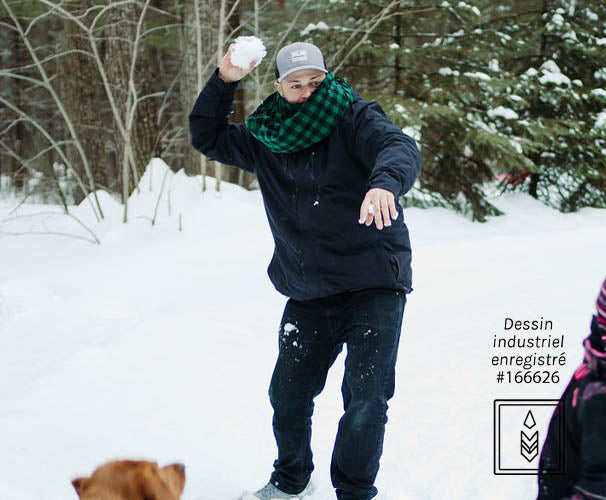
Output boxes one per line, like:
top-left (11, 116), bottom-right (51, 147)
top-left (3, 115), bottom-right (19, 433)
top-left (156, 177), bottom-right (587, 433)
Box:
top-left (498, 0), bottom-right (606, 211)
top-left (297, 0), bottom-right (606, 220)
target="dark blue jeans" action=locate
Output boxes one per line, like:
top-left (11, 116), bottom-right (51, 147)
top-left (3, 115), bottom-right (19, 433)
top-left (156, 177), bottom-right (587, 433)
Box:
top-left (268, 288), bottom-right (406, 500)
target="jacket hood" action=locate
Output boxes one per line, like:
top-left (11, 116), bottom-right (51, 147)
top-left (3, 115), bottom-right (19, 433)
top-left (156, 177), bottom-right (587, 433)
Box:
top-left (583, 337), bottom-right (606, 379)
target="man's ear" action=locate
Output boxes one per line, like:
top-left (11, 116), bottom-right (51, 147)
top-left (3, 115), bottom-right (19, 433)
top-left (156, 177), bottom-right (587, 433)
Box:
top-left (71, 477), bottom-right (88, 497)
top-left (274, 81), bottom-right (282, 95)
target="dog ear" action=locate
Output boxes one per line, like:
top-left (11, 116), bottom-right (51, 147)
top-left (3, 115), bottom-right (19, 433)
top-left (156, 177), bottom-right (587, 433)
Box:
top-left (162, 463), bottom-right (186, 495)
top-left (137, 464), bottom-right (174, 500)
top-left (71, 477), bottom-right (88, 497)
top-left (165, 463), bottom-right (185, 475)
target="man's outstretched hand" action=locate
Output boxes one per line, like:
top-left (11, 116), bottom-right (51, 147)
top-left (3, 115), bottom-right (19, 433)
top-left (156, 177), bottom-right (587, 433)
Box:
top-left (358, 188), bottom-right (398, 231)
top-left (218, 44), bottom-right (256, 83)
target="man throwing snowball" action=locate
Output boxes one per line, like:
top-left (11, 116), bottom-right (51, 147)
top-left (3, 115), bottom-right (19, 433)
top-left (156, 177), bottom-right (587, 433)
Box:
top-left (190, 41), bottom-right (421, 500)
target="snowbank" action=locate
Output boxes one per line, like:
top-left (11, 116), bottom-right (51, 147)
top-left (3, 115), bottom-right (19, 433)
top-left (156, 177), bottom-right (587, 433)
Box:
top-left (1, 161), bottom-right (606, 500)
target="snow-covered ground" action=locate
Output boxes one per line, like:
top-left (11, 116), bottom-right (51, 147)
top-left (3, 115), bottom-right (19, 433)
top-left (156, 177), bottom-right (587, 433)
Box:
top-left (1, 159), bottom-right (605, 500)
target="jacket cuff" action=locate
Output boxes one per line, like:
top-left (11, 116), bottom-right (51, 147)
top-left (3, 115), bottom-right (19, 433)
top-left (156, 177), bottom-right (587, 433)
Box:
top-left (367, 176), bottom-right (402, 199)
top-left (191, 68), bottom-right (240, 118)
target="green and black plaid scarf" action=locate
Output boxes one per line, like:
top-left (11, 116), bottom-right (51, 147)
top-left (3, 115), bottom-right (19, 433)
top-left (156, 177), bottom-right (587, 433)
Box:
top-left (245, 71), bottom-right (354, 154)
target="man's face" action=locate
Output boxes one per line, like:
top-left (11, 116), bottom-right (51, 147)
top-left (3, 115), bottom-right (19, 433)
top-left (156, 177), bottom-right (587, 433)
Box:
top-left (274, 69), bottom-right (327, 104)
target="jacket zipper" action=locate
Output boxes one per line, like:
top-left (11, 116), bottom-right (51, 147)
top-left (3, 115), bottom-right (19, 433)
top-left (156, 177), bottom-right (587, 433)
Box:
top-left (283, 153), bottom-right (305, 280)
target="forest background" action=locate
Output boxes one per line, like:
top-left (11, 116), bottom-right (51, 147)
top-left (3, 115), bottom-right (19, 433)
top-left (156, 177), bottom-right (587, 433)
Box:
top-left (1, 0), bottom-right (605, 223)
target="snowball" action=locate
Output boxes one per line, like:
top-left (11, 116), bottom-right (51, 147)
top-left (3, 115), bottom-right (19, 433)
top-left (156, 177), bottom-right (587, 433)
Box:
top-left (230, 36), bottom-right (267, 70)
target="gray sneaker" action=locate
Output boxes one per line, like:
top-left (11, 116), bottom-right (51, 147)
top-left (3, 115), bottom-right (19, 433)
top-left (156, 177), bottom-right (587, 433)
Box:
top-left (242, 480), bottom-right (312, 500)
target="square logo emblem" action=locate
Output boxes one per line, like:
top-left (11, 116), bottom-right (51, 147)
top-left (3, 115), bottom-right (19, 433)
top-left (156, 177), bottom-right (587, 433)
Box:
top-left (291, 49), bottom-right (308, 63)
top-left (493, 399), bottom-right (564, 475)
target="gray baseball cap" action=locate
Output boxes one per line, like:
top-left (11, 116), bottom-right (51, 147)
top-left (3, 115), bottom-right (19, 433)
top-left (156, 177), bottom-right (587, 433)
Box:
top-left (275, 42), bottom-right (328, 82)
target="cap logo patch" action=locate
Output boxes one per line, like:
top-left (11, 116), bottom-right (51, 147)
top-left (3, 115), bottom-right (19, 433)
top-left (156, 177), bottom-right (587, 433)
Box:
top-left (291, 49), bottom-right (308, 63)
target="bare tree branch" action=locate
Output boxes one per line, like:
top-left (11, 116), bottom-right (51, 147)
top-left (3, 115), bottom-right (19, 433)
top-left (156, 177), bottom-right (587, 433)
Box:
top-left (260, 0), bottom-right (313, 89)
top-left (329, 0), bottom-right (401, 73)
top-left (1, 49), bottom-right (95, 73)
top-left (2, 0), bottom-right (103, 221)
top-left (0, 95), bottom-right (96, 218)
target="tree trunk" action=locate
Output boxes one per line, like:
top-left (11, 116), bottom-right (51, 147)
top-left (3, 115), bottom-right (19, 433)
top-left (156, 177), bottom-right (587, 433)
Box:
top-left (105, 0), bottom-right (160, 198)
top-left (60, 0), bottom-right (108, 203)
top-left (225, 0), bottom-right (254, 188)
top-left (3, 15), bottom-right (28, 190)
top-left (181, 0), bottom-right (220, 178)
top-left (393, 12), bottom-right (401, 95)
top-left (527, 0), bottom-right (551, 199)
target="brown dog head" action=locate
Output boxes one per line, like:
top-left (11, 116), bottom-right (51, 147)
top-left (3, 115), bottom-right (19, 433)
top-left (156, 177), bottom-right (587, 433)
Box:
top-left (72, 460), bottom-right (185, 500)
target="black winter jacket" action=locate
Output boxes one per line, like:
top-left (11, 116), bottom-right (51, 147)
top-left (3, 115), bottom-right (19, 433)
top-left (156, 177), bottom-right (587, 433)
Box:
top-left (538, 317), bottom-right (606, 500)
top-left (189, 70), bottom-right (421, 301)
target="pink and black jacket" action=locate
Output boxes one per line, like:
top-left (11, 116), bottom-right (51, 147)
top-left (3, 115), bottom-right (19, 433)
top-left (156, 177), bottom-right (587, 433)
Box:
top-left (538, 316), bottom-right (606, 500)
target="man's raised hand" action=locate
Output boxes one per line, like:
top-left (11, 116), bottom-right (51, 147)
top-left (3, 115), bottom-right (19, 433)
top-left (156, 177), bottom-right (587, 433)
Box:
top-left (218, 44), bottom-right (256, 83)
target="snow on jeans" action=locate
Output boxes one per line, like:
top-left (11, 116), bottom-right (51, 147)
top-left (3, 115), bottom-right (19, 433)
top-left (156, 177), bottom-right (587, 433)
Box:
top-left (268, 288), bottom-right (406, 500)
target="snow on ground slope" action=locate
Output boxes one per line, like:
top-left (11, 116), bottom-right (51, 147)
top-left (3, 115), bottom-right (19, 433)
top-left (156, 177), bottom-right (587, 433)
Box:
top-left (0, 159), bottom-right (605, 500)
